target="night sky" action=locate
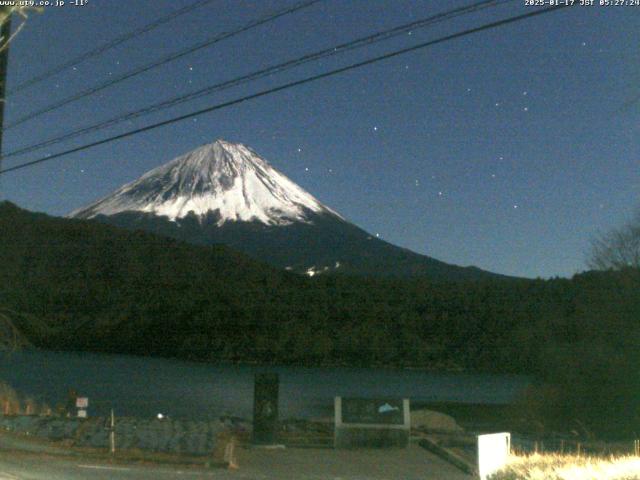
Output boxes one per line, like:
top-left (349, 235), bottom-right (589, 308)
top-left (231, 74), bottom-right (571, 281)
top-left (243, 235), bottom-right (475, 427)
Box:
top-left (1, 0), bottom-right (638, 278)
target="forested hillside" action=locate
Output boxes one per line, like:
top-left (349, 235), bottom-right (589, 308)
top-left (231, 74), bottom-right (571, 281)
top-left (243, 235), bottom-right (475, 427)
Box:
top-left (1, 201), bottom-right (639, 436)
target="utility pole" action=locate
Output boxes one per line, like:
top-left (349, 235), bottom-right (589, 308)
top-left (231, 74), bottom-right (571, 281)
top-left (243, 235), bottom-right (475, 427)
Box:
top-left (0, 6), bottom-right (12, 176)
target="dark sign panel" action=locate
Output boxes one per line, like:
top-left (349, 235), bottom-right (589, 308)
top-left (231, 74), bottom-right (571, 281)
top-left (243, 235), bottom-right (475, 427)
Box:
top-left (252, 372), bottom-right (279, 444)
top-left (341, 398), bottom-right (405, 425)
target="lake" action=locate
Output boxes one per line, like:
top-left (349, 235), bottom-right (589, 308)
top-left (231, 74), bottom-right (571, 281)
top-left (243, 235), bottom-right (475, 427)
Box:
top-left (0, 350), bottom-right (529, 420)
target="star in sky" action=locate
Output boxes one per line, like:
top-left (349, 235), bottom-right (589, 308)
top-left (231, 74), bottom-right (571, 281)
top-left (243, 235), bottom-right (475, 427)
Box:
top-left (5, 0), bottom-right (631, 280)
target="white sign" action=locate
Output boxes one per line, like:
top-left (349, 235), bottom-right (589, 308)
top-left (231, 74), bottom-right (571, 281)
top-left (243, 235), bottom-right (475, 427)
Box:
top-left (478, 432), bottom-right (511, 480)
top-left (77, 409), bottom-right (87, 418)
top-left (76, 397), bottom-right (89, 408)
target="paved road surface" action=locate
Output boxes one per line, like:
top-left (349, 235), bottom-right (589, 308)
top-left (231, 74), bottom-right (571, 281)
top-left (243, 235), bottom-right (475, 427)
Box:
top-left (0, 452), bottom-right (222, 480)
top-left (0, 445), bottom-right (473, 479)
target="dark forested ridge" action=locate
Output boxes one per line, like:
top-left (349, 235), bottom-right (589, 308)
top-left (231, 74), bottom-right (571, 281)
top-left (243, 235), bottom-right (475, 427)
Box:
top-left (0, 201), bottom-right (535, 371)
top-left (1, 201), bottom-right (639, 436)
top-left (86, 209), bottom-right (508, 281)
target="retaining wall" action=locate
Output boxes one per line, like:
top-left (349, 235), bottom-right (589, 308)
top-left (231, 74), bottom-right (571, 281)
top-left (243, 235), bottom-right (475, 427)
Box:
top-left (0, 415), bottom-right (228, 456)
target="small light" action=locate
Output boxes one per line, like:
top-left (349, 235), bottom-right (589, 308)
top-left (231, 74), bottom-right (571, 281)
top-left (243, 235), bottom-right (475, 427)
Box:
top-left (157, 413), bottom-right (164, 420)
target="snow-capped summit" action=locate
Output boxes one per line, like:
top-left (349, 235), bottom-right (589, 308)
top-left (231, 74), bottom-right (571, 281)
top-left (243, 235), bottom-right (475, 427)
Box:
top-left (70, 139), bottom-right (340, 226)
top-left (69, 139), bottom-right (505, 281)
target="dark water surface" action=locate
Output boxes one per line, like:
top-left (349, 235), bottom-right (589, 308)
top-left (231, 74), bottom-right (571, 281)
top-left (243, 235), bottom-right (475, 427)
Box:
top-left (0, 350), bottom-right (529, 420)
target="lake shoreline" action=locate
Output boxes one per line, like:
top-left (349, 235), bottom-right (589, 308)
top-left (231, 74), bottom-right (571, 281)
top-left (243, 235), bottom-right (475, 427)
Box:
top-left (0, 349), bottom-right (530, 422)
top-left (7, 346), bottom-right (528, 377)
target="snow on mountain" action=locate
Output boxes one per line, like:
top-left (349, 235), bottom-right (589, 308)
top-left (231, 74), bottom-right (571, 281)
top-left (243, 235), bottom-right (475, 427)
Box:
top-left (70, 140), bottom-right (341, 226)
top-left (68, 139), bottom-right (506, 281)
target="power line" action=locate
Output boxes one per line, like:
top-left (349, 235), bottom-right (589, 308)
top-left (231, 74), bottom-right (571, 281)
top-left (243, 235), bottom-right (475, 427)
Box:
top-left (0, 5), bottom-right (571, 177)
top-left (7, 0), bottom-right (217, 96)
top-left (3, 0), bottom-right (322, 129)
top-left (3, 0), bottom-right (514, 160)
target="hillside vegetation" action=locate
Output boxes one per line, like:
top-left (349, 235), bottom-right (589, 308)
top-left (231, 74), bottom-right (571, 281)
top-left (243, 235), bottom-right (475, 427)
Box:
top-left (1, 201), bottom-right (639, 437)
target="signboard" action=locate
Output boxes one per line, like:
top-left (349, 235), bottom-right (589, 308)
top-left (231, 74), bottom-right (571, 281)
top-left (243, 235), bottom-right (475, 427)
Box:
top-left (478, 432), bottom-right (511, 480)
top-left (341, 398), bottom-right (405, 425)
top-left (76, 397), bottom-right (89, 408)
top-left (77, 409), bottom-right (87, 419)
top-left (252, 373), bottom-right (279, 444)
top-left (334, 397), bottom-right (410, 448)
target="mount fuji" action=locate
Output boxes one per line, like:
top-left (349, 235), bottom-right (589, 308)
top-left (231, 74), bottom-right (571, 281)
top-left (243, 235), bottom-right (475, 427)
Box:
top-left (70, 140), bottom-right (502, 280)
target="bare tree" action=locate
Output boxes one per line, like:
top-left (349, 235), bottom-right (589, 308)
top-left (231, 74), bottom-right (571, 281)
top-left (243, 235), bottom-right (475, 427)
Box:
top-left (588, 211), bottom-right (640, 271)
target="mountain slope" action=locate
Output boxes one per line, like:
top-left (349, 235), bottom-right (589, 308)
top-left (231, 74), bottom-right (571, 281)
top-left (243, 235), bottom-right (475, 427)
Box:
top-left (0, 201), bottom-right (534, 372)
top-left (71, 139), bottom-right (506, 281)
top-left (0, 200), bottom-right (512, 368)
top-left (71, 140), bottom-right (340, 226)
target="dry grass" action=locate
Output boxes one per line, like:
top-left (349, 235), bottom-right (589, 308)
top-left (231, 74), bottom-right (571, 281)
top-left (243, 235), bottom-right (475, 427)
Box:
top-left (489, 453), bottom-right (640, 480)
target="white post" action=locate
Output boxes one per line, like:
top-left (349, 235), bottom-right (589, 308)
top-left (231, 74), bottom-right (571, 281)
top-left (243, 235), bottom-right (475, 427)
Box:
top-left (478, 432), bottom-right (511, 480)
top-left (110, 409), bottom-right (116, 455)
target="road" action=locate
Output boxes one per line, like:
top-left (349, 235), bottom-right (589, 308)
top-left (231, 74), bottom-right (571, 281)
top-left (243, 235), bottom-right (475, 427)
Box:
top-left (0, 445), bottom-right (473, 480)
top-left (0, 452), bottom-right (230, 480)
top-left (0, 428), bottom-right (473, 480)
